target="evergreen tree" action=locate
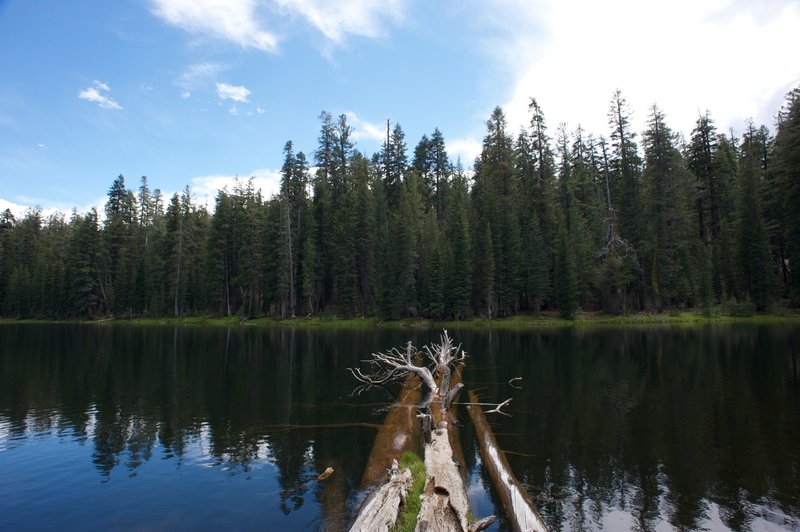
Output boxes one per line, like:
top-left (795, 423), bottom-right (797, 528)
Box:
top-left (773, 87), bottom-right (800, 303)
top-left (555, 225), bottom-right (578, 319)
top-left (641, 105), bottom-right (693, 309)
top-left (735, 122), bottom-right (774, 309)
top-left (444, 162), bottom-right (472, 319)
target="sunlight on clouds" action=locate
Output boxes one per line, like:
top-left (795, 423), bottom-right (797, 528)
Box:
top-left (216, 82), bottom-right (250, 103)
top-left (489, 0), bottom-right (800, 137)
top-left (150, 0), bottom-right (278, 52)
top-left (448, 137), bottom-right (482, 166)
top-left (78, 80), bottom-right (122, 110)
top-left (190, 169), bottom-right (282, 208)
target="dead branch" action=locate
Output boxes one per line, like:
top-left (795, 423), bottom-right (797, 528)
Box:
top-left (508, 377), bottom-right (523, 389)
top-left (348, 341), bottom-right (438, 393)
top-left (348, 332), bottom-right (468, 397)
top-left (485, 398), bottom-right (513, 416)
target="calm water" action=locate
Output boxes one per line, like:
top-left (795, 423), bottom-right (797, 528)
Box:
top-left (0, 324), bottom-right (798, 531)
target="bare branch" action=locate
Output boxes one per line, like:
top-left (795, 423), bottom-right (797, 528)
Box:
top-left (508, 377), bottom-right (523, 389)
top-left (485, 398), bottom-right (513, 416)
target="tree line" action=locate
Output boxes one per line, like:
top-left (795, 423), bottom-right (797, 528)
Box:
top-left (1, 88), bottom-right (799, 320)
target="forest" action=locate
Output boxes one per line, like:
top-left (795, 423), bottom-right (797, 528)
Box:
top-left (1, 88), bottom-right (799, 321)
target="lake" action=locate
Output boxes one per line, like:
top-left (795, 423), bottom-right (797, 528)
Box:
top-left (0, 323), bottom-right (798, 531)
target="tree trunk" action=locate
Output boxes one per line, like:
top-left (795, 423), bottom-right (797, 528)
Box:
top-left (467, 390), bottom-right (547, 532)
top-left (350, 467), bottom-right (413, 532)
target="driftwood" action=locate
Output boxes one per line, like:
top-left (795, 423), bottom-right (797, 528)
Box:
top-left (350, 462), bottom-right (414, 532)
top-left (467, 390), bottom-right (548, 532)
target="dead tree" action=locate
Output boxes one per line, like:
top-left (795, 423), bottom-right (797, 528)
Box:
top-left (348, 331), bottom-right (494, 531)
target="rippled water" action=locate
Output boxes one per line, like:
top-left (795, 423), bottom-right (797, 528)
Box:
top-left (0, 323), bottom-right (798, 531)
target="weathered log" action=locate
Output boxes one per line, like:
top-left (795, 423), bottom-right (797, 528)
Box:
top-left (415, 363), bottom-right (476, 531)
top-left (349, 464), bottom-right (414, 532)
top-left (360, 374), bottom-right (423, 488)
top-left (415, 421), bottom-right (471, 531)
top-left (467, 390), bottom-right (548, 532)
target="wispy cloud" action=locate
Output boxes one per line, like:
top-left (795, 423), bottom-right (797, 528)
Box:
top-left (180, 90), bottom-right (191, 99)
top-left (274, 0), bottom-right (405, 44)
top-left (150, 0), bottom-right (278, 52)
top-left (78, 80), bottom-right (122, 110)
top-left (176, 62), bottom-right (225, 90)
top-left (256, 106), bottom-right (265, 114)
top-left (347, 111), bottom-right (386, 142)
top-left (150, 0), bottom-right (406, 54)
top-left (216, 82), bottom-right (250, 103)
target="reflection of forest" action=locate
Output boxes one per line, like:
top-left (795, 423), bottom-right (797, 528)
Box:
top-left (1, 324), bottom-right (799, 531)
top-left (0, 325), bottom-right (402, 529)
top-left (461, 325), bottom-right (800, 531)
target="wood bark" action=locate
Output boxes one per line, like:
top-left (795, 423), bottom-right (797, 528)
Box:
top-left (415, 363), bottom-right (475, 532)
top-left (466, 390), bottom-right (548, 532)
top-left (349, 467), bottom-right (414, 532)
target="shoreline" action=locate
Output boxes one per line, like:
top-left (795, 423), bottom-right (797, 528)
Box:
top-left (3, 311), bottom-right (800, 329)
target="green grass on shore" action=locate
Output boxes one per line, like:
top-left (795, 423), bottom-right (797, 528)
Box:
top-left (2, 309), bottom-right (799, 329)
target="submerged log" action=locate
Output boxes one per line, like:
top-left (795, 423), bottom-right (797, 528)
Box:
top-left (466, 390), bottom-right (548, 532)
top-left (350, 462), bottom-right (414, 532)
top-left (360, 374), bottom-right (423, 488)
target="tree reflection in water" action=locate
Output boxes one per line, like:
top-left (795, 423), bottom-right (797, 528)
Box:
top-left (0, 323), bottom-right (798, 531)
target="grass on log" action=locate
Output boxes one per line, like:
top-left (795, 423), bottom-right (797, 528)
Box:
top-left (392, 451), bottom-right (426, 532)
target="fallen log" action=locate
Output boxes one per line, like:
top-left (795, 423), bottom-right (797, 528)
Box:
top-left (350, 461), bottom-right (414, 532)
top-left (348, 332), bottom-right (495, 532)
top-left (360, 373), bottom-right (423, 488)
top-left (467, 390), bottom-right (548, 532)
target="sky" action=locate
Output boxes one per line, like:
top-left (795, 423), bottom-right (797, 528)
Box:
top-left (1, 0), bottom-right (799, 218)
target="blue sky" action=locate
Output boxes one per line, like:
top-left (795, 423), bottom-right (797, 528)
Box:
top-left (1, 0), bottom-right (799, 217)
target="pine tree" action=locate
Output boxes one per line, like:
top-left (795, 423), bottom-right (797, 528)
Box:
top-left (555, 225), bottom-right (578, 319)
top-left (641, 105), bottom-right (693, 309)
top-left (735, 122), bottom-right (774, 309)
top-left (444, 162), bottom-right (472, 320)
top-left (773, 87), bottom-right (800, 303)
top-left (607, 90), bottom-right (643, 262)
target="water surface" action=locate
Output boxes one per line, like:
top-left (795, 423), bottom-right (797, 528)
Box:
top-left (0, 324), bottom-right (798, 531)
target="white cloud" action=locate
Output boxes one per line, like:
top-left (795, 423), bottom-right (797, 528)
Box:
top-left (256, 105), bottom-right (265, 114)
top-left (448, 137), bottom-right (482, 166)
top-left (228, 105), bottom-right (239, 115)
top-left (36, 144), bottom-right (46, 150)
top-left (216, 82), bottom-right (250, 103)
top-left (0, 196), bottom-right (106, 221)
top-left (180, 90), bottom-right (191, 99)
top-left (78, 80), bottom-right (122, 110)
top-left (150, 0), bottom-right (406, 53)
top-left (190, 169), bottom-right (283, 208)
top-left (476, 0), bottom-right (800, 138)
top-left (274, 0), bottom-right (405, 44)
top-left (346, 111), bottom-right (386, 142)
top-left (150, 0), bottom-right (278, 52)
